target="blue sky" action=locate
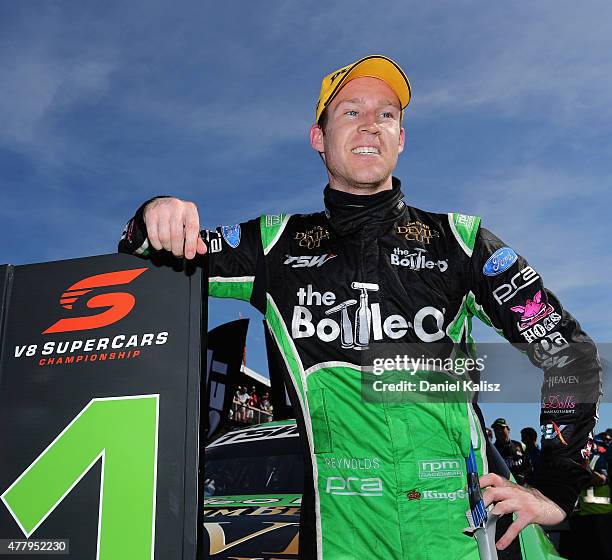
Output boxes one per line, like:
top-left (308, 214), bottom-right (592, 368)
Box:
top-left (1, 1), bottom-right (610, 433)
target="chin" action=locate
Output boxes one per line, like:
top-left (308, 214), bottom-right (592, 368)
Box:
top-left (351, 173), bottom-right (389, 188)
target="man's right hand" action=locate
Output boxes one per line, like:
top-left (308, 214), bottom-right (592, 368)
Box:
top-left (143, 197), bottom-right (207, 259)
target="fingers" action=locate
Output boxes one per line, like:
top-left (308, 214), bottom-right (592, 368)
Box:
top-left (170, 214), bottom-right (184, 257)
top-left (496, 516), bottom-right (529, 550)
top-left (479, 472), bottom-right (511, 489)
top-left (143, 198), bottom-right (201, 259)
top-left (184, 203), bottom-right (201, 259)
top-left (479, 479), bottom-right (566, 550)
top-left (196, 236), bottom-right (207, 255)
top-left (144, 210), bottom-right (162, 251)
top-left (482, 485), bottom-right (516, 508)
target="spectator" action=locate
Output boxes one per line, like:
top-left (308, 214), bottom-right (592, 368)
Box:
top-left (248, 386), bottom-right (259, 407)
top-left (492, 418), bottom-right (533, 486)
top-left (260, 392), bottom-right (273, 422)
top-left (234, 386), bottom-right (249, 422)
top-left (559, 431), bottom-right (611, 559)
top-left (520, 426), bottom-right (541, 475)
top-left (244, 386), bottom-right (258, 422)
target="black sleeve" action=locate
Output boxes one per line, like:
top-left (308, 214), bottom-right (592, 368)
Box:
top-left (118, 196), bottom-right (167, 256)
top-left (470, 226), bottom-right (602, 516)
top-left (117, 198), bottom-right (266, 312)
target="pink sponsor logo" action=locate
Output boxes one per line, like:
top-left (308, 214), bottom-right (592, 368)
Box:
top-left (510, 290), bottom-right (554, 331)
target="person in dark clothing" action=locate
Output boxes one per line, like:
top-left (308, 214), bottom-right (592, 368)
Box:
top-left (493, 418), bottom-right (533, 486)
top-left (521, 426), bottom-right (542, 476)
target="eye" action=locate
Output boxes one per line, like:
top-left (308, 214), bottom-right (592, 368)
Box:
top-left (345, 110), bottom-right (358, 117)
top-left (381, 111), bottom-right (395, 119)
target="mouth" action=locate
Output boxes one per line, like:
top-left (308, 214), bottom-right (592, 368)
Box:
top-left (351, 146), bottom-right (380, 156)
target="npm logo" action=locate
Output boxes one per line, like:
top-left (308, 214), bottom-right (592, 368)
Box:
top-left (418, 459), bottom-right (463, 480)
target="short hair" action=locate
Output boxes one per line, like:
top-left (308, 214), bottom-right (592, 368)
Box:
top-left (521, 427), bottom-right (538, 441)
top-left (317, 107), bottom-right (330, 133)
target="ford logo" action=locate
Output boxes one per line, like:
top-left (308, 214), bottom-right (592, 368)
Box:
top-left (483, 247), bottom-right (518, 276)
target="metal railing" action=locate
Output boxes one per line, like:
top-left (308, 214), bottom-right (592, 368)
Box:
top-left (230, 401), bottom-right (273, 424)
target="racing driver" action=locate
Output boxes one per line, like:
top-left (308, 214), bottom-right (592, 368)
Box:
top-left (119, 55), bottom-right (601, 559)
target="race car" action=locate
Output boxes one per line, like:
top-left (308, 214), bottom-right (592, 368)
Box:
top-left (204, 420), bottom-right (303, 559)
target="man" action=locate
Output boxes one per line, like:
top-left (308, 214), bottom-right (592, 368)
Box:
top-left (559, 432), bottom-right (612, 558)
top-left (521, 426), bottom-right (542, 475)
top-left (119, 55), bottom-right (601, 559)
top-left (492, 418), bottom-right (533, 486)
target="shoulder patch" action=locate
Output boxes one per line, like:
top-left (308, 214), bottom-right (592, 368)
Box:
top-left (260, 214), bottom-right (291, 255)
top-left (221, 224), bottom-right (241, 248)
top-left (448, 213), bottom-right (481, 257)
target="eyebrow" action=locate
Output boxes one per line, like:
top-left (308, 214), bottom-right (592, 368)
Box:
top-left (334, 98), bottom-right (401, 111)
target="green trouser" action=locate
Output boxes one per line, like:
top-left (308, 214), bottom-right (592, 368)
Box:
top-left (307, 366), bottom-right (484, 559)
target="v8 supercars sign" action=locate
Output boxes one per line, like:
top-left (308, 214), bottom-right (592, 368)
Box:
top-left (0, 254), bottom-right (202, 560)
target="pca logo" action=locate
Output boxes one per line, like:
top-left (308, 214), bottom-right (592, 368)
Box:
top-left (43, 268), bottom-right (148, 334)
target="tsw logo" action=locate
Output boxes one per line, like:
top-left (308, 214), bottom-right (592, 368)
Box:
top-left (284, 254), bottom-right (337, 268)
top-left (43, 268), bottom-right (148, 334)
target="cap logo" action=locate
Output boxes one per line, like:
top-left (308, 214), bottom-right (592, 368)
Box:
top-left (329, 68), bottom-right (349, 85)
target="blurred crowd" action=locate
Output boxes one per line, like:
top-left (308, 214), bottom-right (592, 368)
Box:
top-left (230, 385), bottom-right (274, 424)
top-left (487, 418), bottom-right (611, 558)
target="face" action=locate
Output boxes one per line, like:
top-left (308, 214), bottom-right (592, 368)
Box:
top-left (494, 425), bottom-right (510, 440)
top-left (310, 76), bottom-right (405, 195)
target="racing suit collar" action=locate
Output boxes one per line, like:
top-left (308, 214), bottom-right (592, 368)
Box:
top-left (324, 176), bottom-right (406, 236)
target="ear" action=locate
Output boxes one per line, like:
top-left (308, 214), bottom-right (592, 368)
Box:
top-left (397, 126), bottom-right (405, 155)
top-left (534, 290), bottom-right (542, 303)
top-left (310, 123), bottom-right (325, 154)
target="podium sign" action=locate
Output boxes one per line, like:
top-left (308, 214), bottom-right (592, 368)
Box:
top-left (0, 254), bottom-right (202, 559)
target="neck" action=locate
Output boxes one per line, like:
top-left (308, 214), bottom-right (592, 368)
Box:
top-left (328, 175), bottom-right (394, 196)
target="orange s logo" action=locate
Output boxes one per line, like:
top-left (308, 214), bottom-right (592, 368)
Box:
top-left (43, 268), bottom-right (148, 334)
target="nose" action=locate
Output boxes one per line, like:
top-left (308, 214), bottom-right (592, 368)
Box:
top-left (358, 111), bottom-right (381, 134)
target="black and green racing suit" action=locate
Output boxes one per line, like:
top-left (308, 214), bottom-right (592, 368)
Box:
top-left (119, 178), bottom-right (601, 559)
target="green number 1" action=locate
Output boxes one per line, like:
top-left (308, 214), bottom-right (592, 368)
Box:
top-left (1, 395), bottom-right (159, 560)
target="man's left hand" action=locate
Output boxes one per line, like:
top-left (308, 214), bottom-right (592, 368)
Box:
top-left (479, 473), bottom-right (566, 550)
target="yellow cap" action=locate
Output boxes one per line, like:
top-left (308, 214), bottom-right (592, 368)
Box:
top-left (315, 54), bottom-right (411, 123)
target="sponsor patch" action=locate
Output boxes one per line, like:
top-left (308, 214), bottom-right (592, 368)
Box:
top-left (541, 394), bottom-right (576, 414)
top-left (284, 254), bottom-right (337, 268)
top-left (510, 290), bottom-right (554, 331)
top-left (391, 248), bottom-right (448, 272)
top-left (493, 266), bottom-right (539, 305)
top-left (509, 290), bottom-right (561, 342)
top-left (265, 214), bottom-right (283, 228)
top-left (483, 247), bottom-right (518, 276)
top-left (324, 457), bottom-right (380, 470)
top-left (418, 459), bottom-right (463, 479)
top-left (294, 225), bottom-right (330, 249)
top-left (396, 221), bottom-right (439, 244)
top-left (293, 284), bottom-right (446, 348)
top-left (422, 489), bottom-right (467, 501)
top-left (221, 224), bottom-right (241, 248)
top-left (325, 476), bottom-right (383, 497)
top-left (541, 422), bottom-right (568, 445)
